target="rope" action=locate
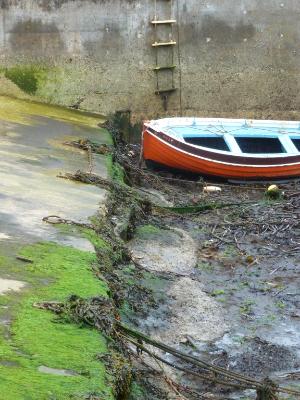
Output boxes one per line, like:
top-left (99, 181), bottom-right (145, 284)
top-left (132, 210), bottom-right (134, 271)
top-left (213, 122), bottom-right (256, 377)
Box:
top-left (42, 215), bottom-right (93, 230)
top-left (121, 333), bottom-right (252, 391)
top-left (119, 324), bottom-right (260, 386)
top-left (119, 324), bottom-right (300, 397)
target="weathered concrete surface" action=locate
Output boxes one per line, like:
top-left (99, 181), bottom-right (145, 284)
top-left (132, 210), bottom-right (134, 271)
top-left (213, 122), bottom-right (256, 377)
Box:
top-left (0, 95), bottom-right (109, 248)
top-left (1, 1), bottom-right (300, 118)
top-left (0, 97), bottom-right (112, 399)
top-left (179, 1), bottom-right (300, 118)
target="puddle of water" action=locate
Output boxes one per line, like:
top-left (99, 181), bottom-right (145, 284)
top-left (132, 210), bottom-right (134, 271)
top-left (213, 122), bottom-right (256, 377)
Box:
top-left (0, 360), bottom-right (19, 367)
top-left (38, 365), bottom-right (79, 377)
top-left (259, 322), bottom-right (300, 350)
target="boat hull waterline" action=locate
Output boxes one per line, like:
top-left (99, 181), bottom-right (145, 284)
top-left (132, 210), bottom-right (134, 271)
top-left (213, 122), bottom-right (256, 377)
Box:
top-left (142, 118), bottom-right (300, 179)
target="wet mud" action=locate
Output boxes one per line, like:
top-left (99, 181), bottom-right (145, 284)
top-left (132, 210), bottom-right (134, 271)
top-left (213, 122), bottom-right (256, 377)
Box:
top-left (121, 146), bottom-right (300, 398)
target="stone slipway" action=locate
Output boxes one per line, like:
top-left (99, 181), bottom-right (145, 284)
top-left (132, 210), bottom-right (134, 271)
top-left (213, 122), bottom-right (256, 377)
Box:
top-left (0, 96), bottom-right (114, 399)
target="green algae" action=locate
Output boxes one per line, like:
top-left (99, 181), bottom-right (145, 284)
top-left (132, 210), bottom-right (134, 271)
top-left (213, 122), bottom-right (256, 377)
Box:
top-left (128, 382), bottom-right (146, 399)
top-left (0, 242), bottom-right (113, 400)
top-left (3, 65), bottom-right (48, 95)
top-left (81, 229), bottom-right (111, 253)
top-left (106, 155), bottom-right (126, 185)
top-left (0, 95), bottom-right (105, 127)
top-left (135, 224), bottom-right (163, 240)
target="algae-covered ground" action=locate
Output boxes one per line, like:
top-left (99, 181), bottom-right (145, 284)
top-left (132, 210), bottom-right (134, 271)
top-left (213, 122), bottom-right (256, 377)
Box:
top-left (0, 94), bottom-right (104, 127)
top-left (0, 242), bottom-right (112, 400)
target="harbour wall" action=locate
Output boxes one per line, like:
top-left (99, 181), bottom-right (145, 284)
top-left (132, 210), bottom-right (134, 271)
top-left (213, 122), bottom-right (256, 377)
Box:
top-left (1, 0), bottom-right (300, 118)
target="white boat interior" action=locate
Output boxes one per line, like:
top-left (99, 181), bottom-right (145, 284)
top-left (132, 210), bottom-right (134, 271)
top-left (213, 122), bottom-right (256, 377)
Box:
top-left (147, 118), bottom-right (300, 157)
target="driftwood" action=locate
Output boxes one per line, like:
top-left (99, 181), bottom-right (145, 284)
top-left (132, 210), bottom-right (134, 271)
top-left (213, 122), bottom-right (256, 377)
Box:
top-left (58, 170), bottom-right (119, 192)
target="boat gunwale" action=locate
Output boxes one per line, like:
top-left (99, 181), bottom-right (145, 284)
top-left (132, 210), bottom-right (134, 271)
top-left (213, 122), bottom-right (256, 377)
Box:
top-left (147, 117), bottom-right (300, 130)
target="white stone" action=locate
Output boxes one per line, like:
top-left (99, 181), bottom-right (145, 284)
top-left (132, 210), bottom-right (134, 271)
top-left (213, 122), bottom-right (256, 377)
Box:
top-left (0, 279), bottom-right (25, 295)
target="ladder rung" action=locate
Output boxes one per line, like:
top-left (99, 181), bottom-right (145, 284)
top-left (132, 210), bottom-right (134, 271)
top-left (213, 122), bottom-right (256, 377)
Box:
top-left (153, 65), bottom-right (176, 71)
top-left (151, 19), bottom-right (176, 24)
top-left (155, 88), bottom-right (177, 95)
top-left (152, 41), bottom-right (176, 47)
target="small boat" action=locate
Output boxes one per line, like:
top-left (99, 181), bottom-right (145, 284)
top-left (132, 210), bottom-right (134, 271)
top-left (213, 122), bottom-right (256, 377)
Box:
top-left (142, 117), bottom-right (300, 180)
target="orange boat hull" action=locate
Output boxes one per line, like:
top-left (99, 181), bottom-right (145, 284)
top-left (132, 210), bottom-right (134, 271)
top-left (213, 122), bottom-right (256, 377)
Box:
top-left (143, 129), bottom-right (300, 179)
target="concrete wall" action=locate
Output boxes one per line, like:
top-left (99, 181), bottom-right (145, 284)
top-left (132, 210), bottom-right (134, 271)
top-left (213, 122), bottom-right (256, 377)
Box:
top-left (0, 0), bottom-right (300, 119)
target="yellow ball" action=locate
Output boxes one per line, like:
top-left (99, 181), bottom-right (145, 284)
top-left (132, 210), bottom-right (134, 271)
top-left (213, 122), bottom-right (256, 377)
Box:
top-left (267, 184), bottom-right (279, 192)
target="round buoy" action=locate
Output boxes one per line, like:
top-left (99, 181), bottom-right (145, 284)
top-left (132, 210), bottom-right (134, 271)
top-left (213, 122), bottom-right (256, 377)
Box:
top-left (265, 184), bottom-right (282, 200)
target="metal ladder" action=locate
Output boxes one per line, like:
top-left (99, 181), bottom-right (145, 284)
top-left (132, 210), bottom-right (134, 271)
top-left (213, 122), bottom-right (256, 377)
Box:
top-left (152, 0), bottom-right (177, 111)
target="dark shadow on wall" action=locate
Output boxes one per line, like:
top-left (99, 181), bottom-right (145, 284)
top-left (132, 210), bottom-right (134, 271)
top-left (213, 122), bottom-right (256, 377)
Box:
top-left (83, 23), bottom-right (125, 60)
top-left (9, 19), bottom-right (65, 57)
top-left (181, 14), bottom-right (256, 45)
top-left (1, 0), bottom-right (101, 11)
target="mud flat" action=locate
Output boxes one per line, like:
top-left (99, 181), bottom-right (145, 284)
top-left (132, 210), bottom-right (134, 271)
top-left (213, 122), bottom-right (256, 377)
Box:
top-left (129, 226), bottom-right (228, 345)
top-left (114, 135), bottom-right (300, 399)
